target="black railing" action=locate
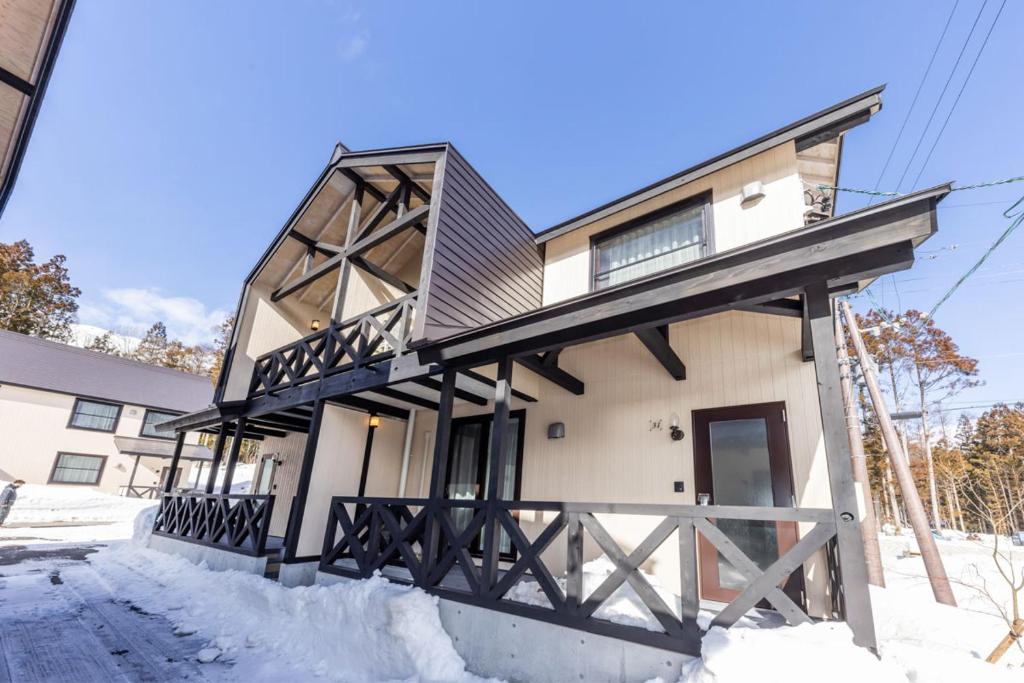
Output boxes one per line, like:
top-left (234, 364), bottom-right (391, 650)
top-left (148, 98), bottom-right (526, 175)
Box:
top-left (153, 493), bottom-right (275, 556)
top-left (248, 293), bottom-right (417, 397)
top-left (119, 484), bottom-right (163, 499)
top-left (319, 497), bottom-right (840, 655)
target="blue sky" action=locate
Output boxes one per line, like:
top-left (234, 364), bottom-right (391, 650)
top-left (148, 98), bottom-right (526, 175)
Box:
top-left (1, 1), bottom-right (1021, 415)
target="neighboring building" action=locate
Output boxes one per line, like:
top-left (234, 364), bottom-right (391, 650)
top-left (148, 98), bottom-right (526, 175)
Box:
top-left (155, 86), bottom-right (950, 681)
top-left (0, 0), bottom-right (75, 217)
top-left (0, 330), bottom-right (214, 497)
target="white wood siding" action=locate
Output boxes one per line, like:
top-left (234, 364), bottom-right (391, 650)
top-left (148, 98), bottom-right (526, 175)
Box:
top-left (542, 142), bottom-right (806, 304)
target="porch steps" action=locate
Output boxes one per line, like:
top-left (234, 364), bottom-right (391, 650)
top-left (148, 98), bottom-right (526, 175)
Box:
top-left (263, 548), bottom-right (283, 580)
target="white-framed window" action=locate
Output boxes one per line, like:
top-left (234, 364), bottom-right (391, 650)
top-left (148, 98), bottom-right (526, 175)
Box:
top-left (49, 452), bottom-right (107, 485)
top-left (591, 194), bottom-right (712, 291)
top-left (140, 409), bottom-right (179, 439)
top-left (68, 398), bottom-right (122, 432)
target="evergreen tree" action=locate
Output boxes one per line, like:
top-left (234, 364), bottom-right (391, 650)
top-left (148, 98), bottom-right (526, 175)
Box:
top-left (85, 331), bottom-right (120, 355)
top-left (134, 322), bottom-right (169, 365)
top-left (0, 239), bottom-right (81, 341)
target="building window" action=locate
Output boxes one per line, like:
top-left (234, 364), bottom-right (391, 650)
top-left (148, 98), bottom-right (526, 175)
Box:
top-left (68, 398), bottom-right (122, 432)
top-left (591, 194), bottom-right (711, 291)
top-left (140, 409), bottom-right (180, 439)
top-left (49, 453), bottom-right (107, 485)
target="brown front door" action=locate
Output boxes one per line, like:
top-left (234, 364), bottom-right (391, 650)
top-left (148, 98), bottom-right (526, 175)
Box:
top-left (692, 402), bottom-right (803, 606)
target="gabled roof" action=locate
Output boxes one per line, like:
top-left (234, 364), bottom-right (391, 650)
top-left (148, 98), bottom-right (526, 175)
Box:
top-left (533, 85), bottom-right (886, 244)
top-left (0, 329), bottom-right (213, 412)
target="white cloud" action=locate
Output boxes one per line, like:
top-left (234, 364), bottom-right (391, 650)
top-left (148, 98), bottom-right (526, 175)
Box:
top-left (77, 288), bottom-right (228, 346)
top-left (338, 31), bottom-right (369, 62)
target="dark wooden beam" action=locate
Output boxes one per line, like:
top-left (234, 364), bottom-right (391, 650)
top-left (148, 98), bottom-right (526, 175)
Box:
top-left (0, 64), bottom-right (35, 96)
top-left (326, 395), bottom-right (410, 420)
top-left (287, 229), bottom-right (343, 258)
top-left (272, 253), bottom-right (344, 302)
top-left (337, 167), bottom-right (387, 203)
top-left (353, 183), bottom-right (404, 242)
top-left (220, 417), bottom-right (247, 494)
top-left (459, 369), bottom-right (538, 403)
top-left (349, 255), bottom-right (416, 294)
top-left (284, 400), bottom-right (324, 561)
top-left (357, 418), bottom-right (377, 497)
top-left (348, 204), bottom-right (430, 258)
top-left (735, 298), bottom-right (803, 318)
top-left (247, 413), bottom-right (312, 432)
top-left (516, 354), bottom-right (584, 395)
top-left (383, 164), bottom-right (431, 203)
top-left (801, 295), bottom-right (814, 362)
top-left (412, 377), bottom-right (488, 406)
top-left (163, 433), bottom-right (185, 494)
top-left (635, 325), bottom-right (686, 380)
top-left (370, 387), bottom-right (440, 411)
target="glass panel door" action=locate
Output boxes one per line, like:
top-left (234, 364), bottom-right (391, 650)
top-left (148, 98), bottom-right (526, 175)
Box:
top-left (692, 403), bottom-right (803, 606)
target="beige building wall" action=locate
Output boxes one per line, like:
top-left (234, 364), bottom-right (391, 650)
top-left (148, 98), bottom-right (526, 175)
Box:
top-left (541, 142), bottom-right (806, 305)
top-left (0, 384), bottom-right (200, 494)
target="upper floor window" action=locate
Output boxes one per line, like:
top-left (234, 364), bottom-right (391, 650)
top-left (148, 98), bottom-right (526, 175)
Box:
top-left (140, 409), bottom-right (180, 439)
top-left (591, 194), bottom-right (711, 291)
top-left (68, 398), bottom-right (121, 432)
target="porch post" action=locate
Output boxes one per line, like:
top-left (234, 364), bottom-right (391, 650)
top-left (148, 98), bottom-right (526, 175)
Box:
top-left (163, 433), bottom-right (185, 495)
top-left (284, 399), bottom-right (325, 562)
top-left (481, 356), bottom-right (513, 591)
top-left (194, 461), bottom-right (204, 490)
top-left (127, 454), bottom-right (141, 496)
top-left (220, 417), bottom-right (247, 495)
top-left (357, 414), bottom-right (378, 497)
top-left (423, 368), bottom-right (457, 579)
top-left (804, 282), bottom-right (877, 650)
top-left (205, 425), bottom-right (229, 494)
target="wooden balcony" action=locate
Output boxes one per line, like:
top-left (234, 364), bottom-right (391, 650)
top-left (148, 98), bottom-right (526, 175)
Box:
top-left (318, 496), bottom-right (843, 656)
top-left (153, 493), bottom-right (276, 557)
top-left (248, 293), bottom-right (418, 398)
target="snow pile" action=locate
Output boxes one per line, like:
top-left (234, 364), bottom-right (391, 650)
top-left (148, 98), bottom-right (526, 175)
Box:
top-left (132, 505), bottom-right (159, 544)
top-left (0, 481), bottom-right (157, 525)
top-left (676, 622), bottom-right (905, 683)
top-left (91, 545), bottom-right (497, 683)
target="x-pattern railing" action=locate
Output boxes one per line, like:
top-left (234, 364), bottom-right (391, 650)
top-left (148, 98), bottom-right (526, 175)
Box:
top-left (249, 293), bottom-right (417, 397)
top-left (319, 496), bottom-right (840, 655)
top-left (153, 493), bottom-right (276, 556)
top-left (119, 484), bottom-right (163, 499)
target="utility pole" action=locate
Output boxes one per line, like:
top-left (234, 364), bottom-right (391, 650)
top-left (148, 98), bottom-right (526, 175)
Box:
top-left (835, 311), bottom-right (885, 587)
top-left (841, 301), bottom-right (956, 606)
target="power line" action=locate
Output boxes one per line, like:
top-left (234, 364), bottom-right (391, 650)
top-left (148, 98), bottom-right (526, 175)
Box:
top-left (893, 0), bottom-right (990, 193)
top-left (911, 0), bottom-right (1007, 189)
top-left (868, 0), bottom-right (961, 205)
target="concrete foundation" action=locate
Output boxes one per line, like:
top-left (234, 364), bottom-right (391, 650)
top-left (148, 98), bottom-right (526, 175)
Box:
top-left (314, 572), bottom-right (692, 683)
top-left (279, 561), bottom-right (319, 587)
top-left (148, 534), bottom-right (268, 576)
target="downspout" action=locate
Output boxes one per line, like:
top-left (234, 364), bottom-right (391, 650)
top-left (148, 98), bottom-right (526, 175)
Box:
top-left (397, 409), bottom-right (417, 497)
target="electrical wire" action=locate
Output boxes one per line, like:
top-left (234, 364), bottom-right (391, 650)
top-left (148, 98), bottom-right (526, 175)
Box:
top-left (893, 0), bottom-right (990, 193)
top-left (911, 0), bottom-right (1007, 189)
top-left (868, 0), bottom-right (961, 205)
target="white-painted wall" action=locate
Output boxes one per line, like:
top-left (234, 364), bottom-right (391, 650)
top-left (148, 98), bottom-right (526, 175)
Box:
top-left (0, 384), bottom-right (199, 494)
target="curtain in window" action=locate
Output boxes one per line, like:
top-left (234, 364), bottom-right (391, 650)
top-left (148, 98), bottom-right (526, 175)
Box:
top-left (594, 203), bottom-right (705, 290)
top-left (141, 411), bottom-right (176, 438)
top-left (71, 400), bottom-right (119, 430)
top-left (52, 454), bottom-right (104, 484)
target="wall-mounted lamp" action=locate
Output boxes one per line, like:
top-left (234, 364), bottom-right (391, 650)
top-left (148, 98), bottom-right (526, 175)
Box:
top-left (669, 413), bottom-right (685, 441)
top-left (740, 181), bottom-right (765, 205)
top-left (310, 319), bottom-right (321, 331)
top-left (547, 422), bottom-right (565, 439)
top-left (368, 414), bottom-right (381, 429)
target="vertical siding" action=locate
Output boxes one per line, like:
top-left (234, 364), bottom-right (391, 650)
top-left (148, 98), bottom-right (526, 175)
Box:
top-left (418, 147), bottom-right (544, 341)
top-left (542, 142), bottom-right (805, 305)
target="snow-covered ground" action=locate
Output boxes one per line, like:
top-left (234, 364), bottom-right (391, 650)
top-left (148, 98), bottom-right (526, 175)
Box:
top-left (1, 485), bottom-right (1022, 682)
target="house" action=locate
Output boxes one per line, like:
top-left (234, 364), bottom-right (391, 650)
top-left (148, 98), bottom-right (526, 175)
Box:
top-left (0, 0), bottom-right (75, 217)
top-left (153, 86), bottom-right (950, 681)
top-left (0, 330), bottom-right (214, 497)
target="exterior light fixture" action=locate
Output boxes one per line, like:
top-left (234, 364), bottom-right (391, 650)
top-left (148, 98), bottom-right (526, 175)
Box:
top-left (368, 414), bottom-right (381, 429)
top-left (669, 413), bottom-right (685, 441)
top-left (547, 422), bottom-right (565, 439)
top-left (740, 181), bottom-right (765, 204)
top-left (310, 319), bottom-right (321, 331)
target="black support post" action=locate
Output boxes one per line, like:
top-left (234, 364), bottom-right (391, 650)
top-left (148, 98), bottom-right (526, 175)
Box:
top-left (804, 282), bottom-right (877, 650)
top-left (357, 416), bottom-right (378, 497)
top-left (127, 454), bottom-right (141, 496)
top-left (284, 400), bottom-right (325, 562)
top-left (205, 425), bottom-right (229, 494)
top-left (163, 433), bottom-right (185, 495)
top-left (423, 368), bottom-right (458, 578)
top-left (481, 356), bottom-right (513, 591)
top-left (220, 417), bottom-right (247, 495)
